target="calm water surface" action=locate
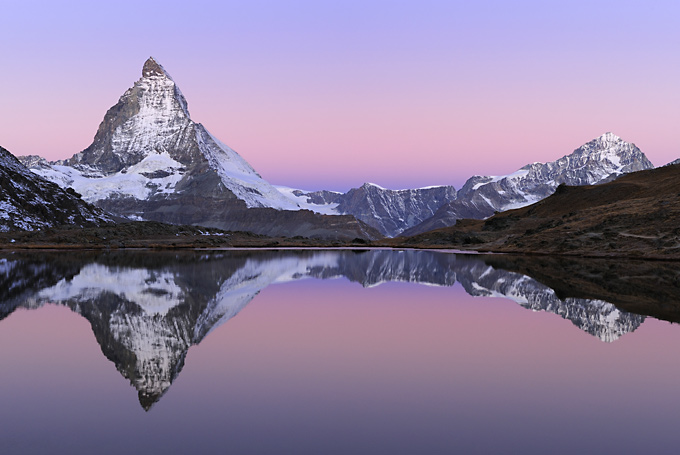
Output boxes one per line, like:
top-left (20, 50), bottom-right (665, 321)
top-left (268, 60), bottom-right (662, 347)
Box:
top-left (1, 249), bottom-right (679, 454)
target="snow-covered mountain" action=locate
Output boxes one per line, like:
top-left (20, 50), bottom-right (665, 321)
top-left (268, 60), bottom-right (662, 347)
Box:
top-left (48, 57), bottom-right (296, 210)
top-left (402, 132), bottom-right (654, 236)
top-left (19, 58), bottom-right (379, 240)
top-left (0, 145), bottom-right (111, 232)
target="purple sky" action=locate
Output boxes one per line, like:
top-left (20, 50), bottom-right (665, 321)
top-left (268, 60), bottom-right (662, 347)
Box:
top-left (1, 0), bottom-right (678, 191)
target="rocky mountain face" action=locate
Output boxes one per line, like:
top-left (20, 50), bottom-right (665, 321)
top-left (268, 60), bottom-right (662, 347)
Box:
top-left (0, 145), bottom-right (111, 232)
top-left (289, 184), bottom-right (457, 237)
top-left (19, 58), bottom-right (379, 240)
top-left (401, 133), bottom-right (654, 236)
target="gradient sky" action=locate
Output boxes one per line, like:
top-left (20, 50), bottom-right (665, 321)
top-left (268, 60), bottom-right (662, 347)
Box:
top-left (1, 0), bottom-right (678, 191)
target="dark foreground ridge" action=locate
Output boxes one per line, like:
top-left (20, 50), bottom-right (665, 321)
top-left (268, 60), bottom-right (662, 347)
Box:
top-left (0, 221), bottom-right (373, 249)
top-left (387, 163), bottom-right (680, 259)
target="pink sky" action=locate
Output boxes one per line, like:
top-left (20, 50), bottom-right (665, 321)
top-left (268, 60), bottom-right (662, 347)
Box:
top-left (1, 1), bottom-right (678, 191)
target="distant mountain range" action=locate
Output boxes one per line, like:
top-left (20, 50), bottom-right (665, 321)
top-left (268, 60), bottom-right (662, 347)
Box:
top-left (286, 132), bottom-right (652, 236)
top-left (7, 57), bottom-right (656, 238)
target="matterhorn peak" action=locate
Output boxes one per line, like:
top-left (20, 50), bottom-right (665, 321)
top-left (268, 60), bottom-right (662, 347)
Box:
top-left (142, 56), bottom-right (171, 79)
top-left (35, 57), bottom-right (303, 212)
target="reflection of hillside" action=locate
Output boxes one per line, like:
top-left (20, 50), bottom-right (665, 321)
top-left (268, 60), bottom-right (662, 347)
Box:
top-left (0, 249), bottom-right (672, 408)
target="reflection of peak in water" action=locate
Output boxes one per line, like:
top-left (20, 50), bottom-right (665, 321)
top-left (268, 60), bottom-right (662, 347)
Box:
top-left (456, 264), bottom-right (645, 342)
top-left (0, 249), bottom-right (653, 408)
top-left (16, 252), bottom-right (351, 409)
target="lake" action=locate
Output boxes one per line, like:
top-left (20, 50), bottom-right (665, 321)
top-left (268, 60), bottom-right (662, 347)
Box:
top-left (1, 249), bottom-right (679, 454)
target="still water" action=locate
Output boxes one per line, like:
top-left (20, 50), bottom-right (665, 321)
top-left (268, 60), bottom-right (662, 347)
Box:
top-left (1, 249), bottom-right (679, 454)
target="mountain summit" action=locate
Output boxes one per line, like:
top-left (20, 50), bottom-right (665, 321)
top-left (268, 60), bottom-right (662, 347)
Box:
top-left (142, 56), bottom-right (170, 78)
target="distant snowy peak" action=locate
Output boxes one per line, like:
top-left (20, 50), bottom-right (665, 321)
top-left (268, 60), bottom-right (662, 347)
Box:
top-left (402, 133), bottom-right (654, 236)
top-left (460, 132), bottom-right (651, 198)
top-left (65, 57), bottom-right (194, 174)
top-left (556, 132), bottom-right (653, 180)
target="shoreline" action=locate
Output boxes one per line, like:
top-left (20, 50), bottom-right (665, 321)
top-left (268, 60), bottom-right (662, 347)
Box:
top-left (2, 241), bottom-right (680, 262)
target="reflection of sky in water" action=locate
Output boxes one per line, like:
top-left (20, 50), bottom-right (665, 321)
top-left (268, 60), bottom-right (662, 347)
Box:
top-left (2, 271), bottom-right (680, 454)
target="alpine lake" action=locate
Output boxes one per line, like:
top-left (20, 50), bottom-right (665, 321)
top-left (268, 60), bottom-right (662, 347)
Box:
top-left (2, 248), bottom-right (680, 454)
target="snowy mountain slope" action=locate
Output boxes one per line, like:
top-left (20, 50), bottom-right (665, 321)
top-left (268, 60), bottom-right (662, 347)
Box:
top-left (402, 133), bottom-right (654, 236)
top-left (0, 145), bottom-right (111, 232)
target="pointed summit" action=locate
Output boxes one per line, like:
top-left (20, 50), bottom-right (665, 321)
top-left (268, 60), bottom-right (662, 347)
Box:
top-left (142, 56), bottom-right (170, 78)
top-left (575, 133), bottom-right (652, 170)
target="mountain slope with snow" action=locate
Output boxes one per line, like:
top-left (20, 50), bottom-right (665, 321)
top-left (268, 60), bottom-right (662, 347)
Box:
top-left (0, 145), bottom-right (111, 232)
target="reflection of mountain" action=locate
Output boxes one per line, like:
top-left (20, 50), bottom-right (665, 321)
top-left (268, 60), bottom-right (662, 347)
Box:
top-left (0, 250), bottom-right (664, 408)
top-left (454, 262), bottom-right (644, 342)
